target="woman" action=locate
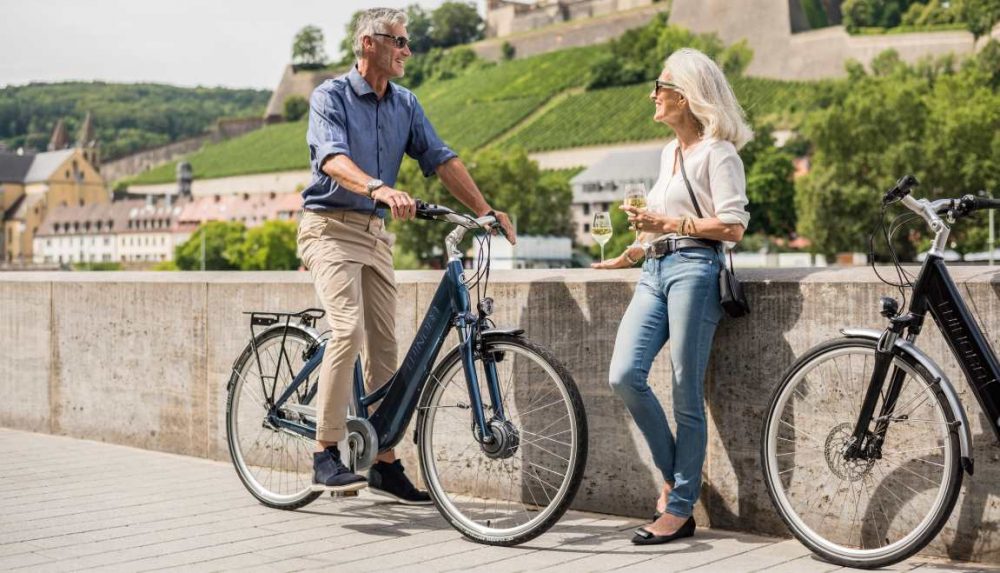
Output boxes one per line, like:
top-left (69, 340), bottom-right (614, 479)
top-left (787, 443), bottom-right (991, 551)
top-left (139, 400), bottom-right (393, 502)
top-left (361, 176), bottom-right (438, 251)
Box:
top-left (592, 48), bottom-right (751, 545)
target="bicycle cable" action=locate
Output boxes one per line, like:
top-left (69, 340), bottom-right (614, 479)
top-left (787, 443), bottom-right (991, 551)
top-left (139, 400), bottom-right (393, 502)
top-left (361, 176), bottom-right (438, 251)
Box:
top-left (868, 204), bottom-right (918, 312)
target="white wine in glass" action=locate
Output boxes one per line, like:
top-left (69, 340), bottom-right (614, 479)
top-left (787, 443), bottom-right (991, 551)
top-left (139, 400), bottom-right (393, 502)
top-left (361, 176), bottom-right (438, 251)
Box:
top-left (622, 183), bottom-right (648, 243)
top-left (591, 212), bottom-right (613, 262)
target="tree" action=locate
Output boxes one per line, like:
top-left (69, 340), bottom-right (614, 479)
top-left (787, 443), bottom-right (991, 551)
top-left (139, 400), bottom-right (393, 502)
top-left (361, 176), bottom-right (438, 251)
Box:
top-left (293, 25), bottom-right (328, 69)
top-left (794, 48), bottom-right (1000, 257)
top-left (501, 41), bottom-right (516, 61)
top-left (236, 221), bottom-right (300, 270)
top-left (960, 0), bottom-right (1000, 39)
top-left (338, 11), bottom-right (364, 64)
top-left (174, 221), bottom-right (246, 270)
top-left (745, 147), bottom-right (797, 236)
top-left (283, 95), bottom-right (308, 122)
top-left (430, 2), bottom-right (483, 48)
top-left (390, 148), bottom-right (573, 265)
top-left (406, 4), bottom-right (434, 54)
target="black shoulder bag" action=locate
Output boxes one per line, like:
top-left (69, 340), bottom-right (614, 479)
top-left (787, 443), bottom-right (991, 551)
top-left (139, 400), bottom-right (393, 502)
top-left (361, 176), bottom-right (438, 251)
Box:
top-left (677, 147), bottom-right (751, 318)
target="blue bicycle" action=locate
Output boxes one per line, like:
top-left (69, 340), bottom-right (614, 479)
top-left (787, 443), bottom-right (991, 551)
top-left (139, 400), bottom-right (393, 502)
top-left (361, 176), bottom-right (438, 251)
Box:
top-left (225, 202), bottom-right (588, 545)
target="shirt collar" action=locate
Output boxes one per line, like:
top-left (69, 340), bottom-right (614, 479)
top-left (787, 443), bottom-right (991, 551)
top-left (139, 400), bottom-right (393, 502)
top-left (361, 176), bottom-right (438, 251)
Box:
top-left (348, 65), bottom-right (393, 99)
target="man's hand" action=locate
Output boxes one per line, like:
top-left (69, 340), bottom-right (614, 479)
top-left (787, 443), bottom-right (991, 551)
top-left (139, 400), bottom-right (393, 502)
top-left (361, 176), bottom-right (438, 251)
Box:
top-left (372, 186), bottom-right (417, 220)
top-left (492, 210), bottom-right (517, 245)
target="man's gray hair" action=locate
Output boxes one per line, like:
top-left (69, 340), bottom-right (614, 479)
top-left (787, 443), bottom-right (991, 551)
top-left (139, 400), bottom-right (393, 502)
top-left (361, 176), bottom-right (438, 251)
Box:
top-left (353, 8), bottom-right (408, 60)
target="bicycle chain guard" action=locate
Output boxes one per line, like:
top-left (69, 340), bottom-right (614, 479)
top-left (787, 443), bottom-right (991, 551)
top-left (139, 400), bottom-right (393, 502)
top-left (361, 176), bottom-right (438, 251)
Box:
top-left (345, 415), bottom-right (379, 473)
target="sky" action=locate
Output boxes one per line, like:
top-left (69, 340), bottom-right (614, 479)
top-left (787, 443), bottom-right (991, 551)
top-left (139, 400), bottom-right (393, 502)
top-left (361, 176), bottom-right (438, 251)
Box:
top-left (0, 0), bottom-right (486, 91)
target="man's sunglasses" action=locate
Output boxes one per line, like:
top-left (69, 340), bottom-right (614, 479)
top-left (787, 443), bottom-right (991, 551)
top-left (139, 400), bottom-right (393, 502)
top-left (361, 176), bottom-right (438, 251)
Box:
top-left (654, 80), bottom-right (682, 93)
top-left (373, 33), bottom-right (409, 49)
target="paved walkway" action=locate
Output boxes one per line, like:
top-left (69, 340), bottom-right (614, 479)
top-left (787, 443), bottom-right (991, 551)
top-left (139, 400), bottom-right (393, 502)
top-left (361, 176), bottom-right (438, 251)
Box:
top-left (0, 429), bottom-right (988, 572)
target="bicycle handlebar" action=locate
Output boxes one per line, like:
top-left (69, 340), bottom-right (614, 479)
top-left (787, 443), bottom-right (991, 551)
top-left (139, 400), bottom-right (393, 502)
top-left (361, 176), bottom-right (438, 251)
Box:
top-left (375, 199), bottom-right (510, 242)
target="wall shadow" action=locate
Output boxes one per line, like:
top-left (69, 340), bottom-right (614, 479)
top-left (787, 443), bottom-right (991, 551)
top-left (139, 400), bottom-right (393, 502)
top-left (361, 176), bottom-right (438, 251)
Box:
top-left (520, 276), bottom-right (662, 518)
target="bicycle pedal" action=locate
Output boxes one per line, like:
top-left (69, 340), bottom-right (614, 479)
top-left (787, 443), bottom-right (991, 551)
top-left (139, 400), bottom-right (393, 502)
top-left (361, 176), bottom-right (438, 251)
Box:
top-left (331, 489), bottom-right (360, 498)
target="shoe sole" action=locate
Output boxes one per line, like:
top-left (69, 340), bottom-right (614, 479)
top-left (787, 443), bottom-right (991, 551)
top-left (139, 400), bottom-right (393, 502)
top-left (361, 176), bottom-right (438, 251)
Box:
top-left (366, 486), bottom-right (434, 505)
top-left (310, 481), bottom-right (368, 493)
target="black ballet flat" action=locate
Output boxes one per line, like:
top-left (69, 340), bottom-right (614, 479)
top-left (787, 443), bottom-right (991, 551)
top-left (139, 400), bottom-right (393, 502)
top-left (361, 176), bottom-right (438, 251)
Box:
top-left (631, 516), bottom-right (696, 545)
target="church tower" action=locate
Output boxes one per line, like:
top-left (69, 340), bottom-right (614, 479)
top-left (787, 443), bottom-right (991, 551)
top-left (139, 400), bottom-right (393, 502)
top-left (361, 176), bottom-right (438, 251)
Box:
top-left (76, 111), bottom-right (100, 171)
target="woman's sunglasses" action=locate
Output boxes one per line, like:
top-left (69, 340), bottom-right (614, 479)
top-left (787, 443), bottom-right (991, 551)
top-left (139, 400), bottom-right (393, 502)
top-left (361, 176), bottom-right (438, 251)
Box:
top-left (654, 80), bottom-right (682, 94)
top-left (373, 33), bottom-right (409, 50)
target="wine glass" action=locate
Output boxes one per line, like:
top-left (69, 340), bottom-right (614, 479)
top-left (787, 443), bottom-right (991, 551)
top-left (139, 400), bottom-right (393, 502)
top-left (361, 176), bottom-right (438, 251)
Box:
top-left (591, 212), bottom-right (612, 263)
top-left (622, 183), bottom-right (648, 245)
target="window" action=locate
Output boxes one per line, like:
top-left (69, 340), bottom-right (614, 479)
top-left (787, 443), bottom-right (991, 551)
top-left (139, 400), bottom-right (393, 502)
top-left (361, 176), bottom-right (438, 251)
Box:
top-left (583, 223), bottom-right (590, 233)
top-left (54, 223), bottom-right (60, 233)
top-left (601, 203), bottom-right (609, 211)
top-left (582, 204), bottom-right (590, 215)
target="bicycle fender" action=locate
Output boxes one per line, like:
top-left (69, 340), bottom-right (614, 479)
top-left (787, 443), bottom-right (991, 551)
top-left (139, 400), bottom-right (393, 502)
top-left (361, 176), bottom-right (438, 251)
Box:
top-left (481, 327), bottom-right (525, 337)
top-left (842, 328), bottom-right (975, 475)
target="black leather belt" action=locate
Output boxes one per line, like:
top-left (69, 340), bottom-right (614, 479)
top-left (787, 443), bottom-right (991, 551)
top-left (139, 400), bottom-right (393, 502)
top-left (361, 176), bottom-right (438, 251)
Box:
top-left (645, 237), bottom-right (720, 259)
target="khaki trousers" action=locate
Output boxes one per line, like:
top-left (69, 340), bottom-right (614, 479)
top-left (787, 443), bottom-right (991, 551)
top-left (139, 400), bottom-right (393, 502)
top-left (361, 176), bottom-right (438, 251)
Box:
top-left (297, 210), bottom-right (397, 443)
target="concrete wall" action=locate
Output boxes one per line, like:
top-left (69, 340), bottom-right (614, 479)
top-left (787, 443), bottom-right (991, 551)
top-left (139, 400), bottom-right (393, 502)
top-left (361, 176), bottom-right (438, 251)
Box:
top-left (2, 268), bottom-right (1000, 564)
top-left (670, 0), bottom-right (997, 80)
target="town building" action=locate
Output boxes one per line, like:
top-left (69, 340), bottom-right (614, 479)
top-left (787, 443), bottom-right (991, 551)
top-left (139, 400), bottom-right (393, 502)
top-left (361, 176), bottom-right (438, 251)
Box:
top-left (486, 0), bottom-right (655, 38)
top-left (0, 115), bottom-right (107, 264)
top-left (472, 235), bottom-right (574, 269)
top-left (569, 148), bottom-right (661, 245)
top-left (33, 198), bottom-right (185, 266)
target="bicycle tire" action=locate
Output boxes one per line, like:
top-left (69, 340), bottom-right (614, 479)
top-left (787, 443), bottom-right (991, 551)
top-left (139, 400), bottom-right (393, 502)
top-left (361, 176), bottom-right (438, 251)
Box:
top-left (226, 325), bottom-right (323, 510)
top-left (762, 337), bottom-right (963, 568)
top-left (416, 334), bottom-right (588, 546)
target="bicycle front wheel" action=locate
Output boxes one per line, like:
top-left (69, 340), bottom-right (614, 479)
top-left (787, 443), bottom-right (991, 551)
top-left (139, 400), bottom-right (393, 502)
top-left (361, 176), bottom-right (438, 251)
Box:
top-left (226, 326), bottom-right (322, 510)
top-left (762, 338), bottom-right (963, 568)
top-left (417, 335), bottom-right (588, 546)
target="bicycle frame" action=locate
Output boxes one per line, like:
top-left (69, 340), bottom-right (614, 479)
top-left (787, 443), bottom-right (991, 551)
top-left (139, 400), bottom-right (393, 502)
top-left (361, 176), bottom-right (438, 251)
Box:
top-left (849, 251), bottom-right (1000, 462)
top-left (267, 257), bottom-right (504, 452)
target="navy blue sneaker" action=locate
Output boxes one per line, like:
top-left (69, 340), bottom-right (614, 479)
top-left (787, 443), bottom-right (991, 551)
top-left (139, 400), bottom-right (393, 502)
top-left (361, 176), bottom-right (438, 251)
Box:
top-left (312, 447), bottom-right (367, 493)
top-left (367, 460), bottom-right (432, 505)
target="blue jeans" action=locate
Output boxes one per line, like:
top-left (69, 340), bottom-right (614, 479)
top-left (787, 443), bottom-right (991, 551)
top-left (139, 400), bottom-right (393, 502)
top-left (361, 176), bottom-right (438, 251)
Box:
top-left (609, 247), bottom-right (722, 518)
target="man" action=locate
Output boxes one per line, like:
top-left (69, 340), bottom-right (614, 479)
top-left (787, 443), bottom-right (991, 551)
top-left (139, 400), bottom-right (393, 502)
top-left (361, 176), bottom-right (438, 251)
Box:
top-left (298, 7), bottom-right (516, 504)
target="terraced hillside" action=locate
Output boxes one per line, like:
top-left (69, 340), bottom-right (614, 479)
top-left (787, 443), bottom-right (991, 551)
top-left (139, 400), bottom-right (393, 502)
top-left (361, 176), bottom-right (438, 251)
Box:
top-left (127, 46), bottom-right (816, 186)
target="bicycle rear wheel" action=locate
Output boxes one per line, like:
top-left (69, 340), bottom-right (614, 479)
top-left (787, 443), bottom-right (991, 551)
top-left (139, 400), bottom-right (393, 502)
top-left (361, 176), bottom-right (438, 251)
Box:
top-left (762, 338), bottom-right (963, 568)
top-left (416, 335), bottom-right (588, 546)
top-left (226, 326), bottom-right (322, 510)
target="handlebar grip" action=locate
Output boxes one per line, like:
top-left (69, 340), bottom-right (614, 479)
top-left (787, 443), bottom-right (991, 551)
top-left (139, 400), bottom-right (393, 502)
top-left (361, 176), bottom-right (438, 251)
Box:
top-left (883, 174), bottom-right (920, 204)
top-left (970, 194), bottom-right (1000, 211)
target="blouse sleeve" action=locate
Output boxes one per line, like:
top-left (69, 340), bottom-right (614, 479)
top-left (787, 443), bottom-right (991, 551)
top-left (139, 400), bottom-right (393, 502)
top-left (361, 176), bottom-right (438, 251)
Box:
top-left (708, 143), bottom-right (750, 228)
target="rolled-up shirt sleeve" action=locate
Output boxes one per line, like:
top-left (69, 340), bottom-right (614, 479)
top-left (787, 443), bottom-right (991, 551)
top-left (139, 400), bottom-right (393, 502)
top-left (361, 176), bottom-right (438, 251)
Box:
top-left (307, 88), bottom-right (350, 173)
top-left (405, 97), bottom-right (457, 177)
top-left (708, 146), bottom-right (751, 228)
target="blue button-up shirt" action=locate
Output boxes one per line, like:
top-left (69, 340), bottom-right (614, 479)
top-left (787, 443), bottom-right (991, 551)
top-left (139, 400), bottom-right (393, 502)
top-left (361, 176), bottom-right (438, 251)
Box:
top-left (302, 66), bottom-right (457, 215)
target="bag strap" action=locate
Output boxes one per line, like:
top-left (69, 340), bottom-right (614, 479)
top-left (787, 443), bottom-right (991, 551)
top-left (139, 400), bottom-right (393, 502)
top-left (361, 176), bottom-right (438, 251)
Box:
top-left (676, 146), bottom-right (704, 219)
top-left (677, 145), bottom-right (737, 273)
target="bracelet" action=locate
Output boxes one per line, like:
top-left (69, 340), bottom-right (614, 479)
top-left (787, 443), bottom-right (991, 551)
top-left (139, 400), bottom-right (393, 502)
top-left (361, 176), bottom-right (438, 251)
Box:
top-left (678, 216), bottom-right (689, 235)
top-left (687, 217), bottom-right (698, 236)
top-left (624, 249), bottom-right (641, 265)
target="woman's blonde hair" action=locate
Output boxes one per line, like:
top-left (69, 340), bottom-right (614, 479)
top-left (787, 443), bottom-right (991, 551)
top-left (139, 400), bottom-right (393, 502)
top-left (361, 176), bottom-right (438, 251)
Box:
top-left (665, 48), bottom-right (753, 150)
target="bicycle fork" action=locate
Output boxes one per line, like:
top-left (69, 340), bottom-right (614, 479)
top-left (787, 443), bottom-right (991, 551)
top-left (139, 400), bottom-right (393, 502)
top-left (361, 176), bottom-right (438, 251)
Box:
top-left (845, 308), bottom-right (924, 461)
top-left (455, 314), bottom-right (508, 446)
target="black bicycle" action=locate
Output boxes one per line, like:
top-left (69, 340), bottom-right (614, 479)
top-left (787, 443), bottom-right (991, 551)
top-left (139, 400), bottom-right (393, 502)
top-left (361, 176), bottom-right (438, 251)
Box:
top-left (224, 201), bottom-right (588, 546)
top-left (762, 175), bottom-right (1000, 568)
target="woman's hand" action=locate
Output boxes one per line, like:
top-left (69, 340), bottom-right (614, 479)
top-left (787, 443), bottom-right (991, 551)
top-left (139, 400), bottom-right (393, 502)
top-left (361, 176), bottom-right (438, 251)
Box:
top-left (622, 205), bottom-right (670, 234)
top-left (591, 246), bottom-right (643, 269)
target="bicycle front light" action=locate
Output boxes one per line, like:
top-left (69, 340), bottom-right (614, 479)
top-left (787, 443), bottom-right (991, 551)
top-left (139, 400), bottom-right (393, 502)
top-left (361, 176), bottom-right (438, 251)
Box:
top-left (478, 297), bottom-right (494, 317)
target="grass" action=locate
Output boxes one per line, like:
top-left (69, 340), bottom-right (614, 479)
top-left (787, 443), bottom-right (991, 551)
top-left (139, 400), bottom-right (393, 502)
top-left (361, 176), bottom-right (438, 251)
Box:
top-left (124, 46), bottom-right (822, 185)
top-left (129, 120), bottom-right (309, 185)
top-left (500, 76), bottom-right (825, 152)
top-left (127, 46), bottom-right (606, 185)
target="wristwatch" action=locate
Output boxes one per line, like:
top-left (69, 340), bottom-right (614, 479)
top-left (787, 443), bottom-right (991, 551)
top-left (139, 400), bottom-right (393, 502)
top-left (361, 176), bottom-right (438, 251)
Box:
top-left (365, 178), bottom-right (384, 197)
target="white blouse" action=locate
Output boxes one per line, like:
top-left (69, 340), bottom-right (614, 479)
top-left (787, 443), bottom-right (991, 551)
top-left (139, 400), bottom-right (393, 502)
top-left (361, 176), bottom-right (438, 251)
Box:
top-left (645, 137), bottom-right (750, 248)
